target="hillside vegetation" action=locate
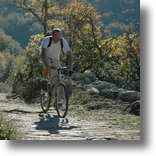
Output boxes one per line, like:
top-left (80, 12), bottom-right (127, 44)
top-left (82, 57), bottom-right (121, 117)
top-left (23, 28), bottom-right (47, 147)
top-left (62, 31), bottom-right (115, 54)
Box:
top-left (0, 0), bottom-right (140, 140)
top-left (0, 0), bottom-right (140, 107)
top-left (0, 0), bottom-right (139, 47)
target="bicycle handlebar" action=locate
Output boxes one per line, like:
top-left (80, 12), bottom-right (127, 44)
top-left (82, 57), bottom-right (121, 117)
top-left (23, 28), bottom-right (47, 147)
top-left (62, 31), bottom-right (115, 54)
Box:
top-left (51, 66), bottom-right (73, 76)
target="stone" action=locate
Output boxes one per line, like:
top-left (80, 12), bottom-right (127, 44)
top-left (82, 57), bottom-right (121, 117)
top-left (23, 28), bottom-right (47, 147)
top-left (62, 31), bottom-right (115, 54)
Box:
top-left (119, 90), bottom-right (140, 103)
top-left (83, 77), bottom-right (92, 84)
top-left (83, 72), bottom-right (97, 83)
top-left (71, 72), bottom-right (83, 81)
top-left (99, 88), bottom-right (119, 99)
top-left (92, 80), bottom-right (117, 91)
top-left (63, 78), bottom-right (73, 97)
top-left (87, 87), bottom-right (100, 95)
top-left (71, 72), bottom-right (97, 84)
top-left (129, 100), bottom-right (140, 115)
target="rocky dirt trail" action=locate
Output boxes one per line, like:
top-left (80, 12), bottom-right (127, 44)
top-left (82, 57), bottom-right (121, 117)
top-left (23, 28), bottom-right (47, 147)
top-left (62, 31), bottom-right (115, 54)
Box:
top-left (0, 93), bottom-right (140, 140)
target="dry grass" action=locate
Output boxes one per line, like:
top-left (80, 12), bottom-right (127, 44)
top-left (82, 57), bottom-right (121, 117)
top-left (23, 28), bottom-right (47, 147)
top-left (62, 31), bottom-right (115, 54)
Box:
top-left (69, 90), bottom-right (140, 131)
top-left (0, 83), bottom-right (12, 93)
top-left (0, 113), bottom-right (19, 140)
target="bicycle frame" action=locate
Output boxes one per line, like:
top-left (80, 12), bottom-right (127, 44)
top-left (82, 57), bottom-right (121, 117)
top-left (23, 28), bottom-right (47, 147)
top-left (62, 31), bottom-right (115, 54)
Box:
top-left (41, 66), bottom-right (70, 117)
top-left (51, 66), bottom-right (68, 84)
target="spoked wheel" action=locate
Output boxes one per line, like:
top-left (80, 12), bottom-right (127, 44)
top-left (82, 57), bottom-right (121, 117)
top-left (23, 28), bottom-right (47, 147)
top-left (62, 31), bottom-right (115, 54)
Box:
top-left (53, 83), bottom-right (68, 118)
top-left (40, 89), bottom-right (51, 113)
top-left (41, 87), bottom-right (54, 113)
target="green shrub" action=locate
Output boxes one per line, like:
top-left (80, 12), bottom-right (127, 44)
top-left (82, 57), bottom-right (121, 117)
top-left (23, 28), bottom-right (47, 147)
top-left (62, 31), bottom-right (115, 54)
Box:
top-left (0, 28), bottom-right (23, 56)
top-left (94, 33), bottom-right (140, 91)
top-left (70, 90), bottom-right (92, 106)
top-left (11, 34), bottom-right (44, 102)
top-left (0, 82), bottom-right (12, 93)
top-left (0, 113), bottom-right (18, 140)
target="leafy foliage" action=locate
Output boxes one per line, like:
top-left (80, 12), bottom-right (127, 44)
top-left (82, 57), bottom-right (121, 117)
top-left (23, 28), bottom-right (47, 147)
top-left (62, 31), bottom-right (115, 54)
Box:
top-left (0, 29), bottom-right (25, 83)
top-left (92, 0), bottom-right (140, 35)
top-left (12, 34), bottom-right (44, 101)
top-left (0, 0), bottom-right (140, 47)
top-left (11, 0), bottom-right (140, 102)
top-left (0, 53), bottom-right (13, 83)
top-left (0, 0), bottom-right (41, 47)
top-left (0, 113), bottom-right (18, 140)
top-left (95, 33), bottom-right (140, 90)
top-left (0, 29), bottom-right (23, 56)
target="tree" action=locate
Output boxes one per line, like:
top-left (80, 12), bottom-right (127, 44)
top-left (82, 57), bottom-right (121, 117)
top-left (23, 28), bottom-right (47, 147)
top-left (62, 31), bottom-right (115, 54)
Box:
top-left (97, 33), bottom-right (140, 90)
top-left (17, 0), bottom-right (60, 34)
top-left (0, 28), bottom-right (23, 56)
top-left (56, 0), bottom-right (105, 72)
top-left (12, 34), bottom-right (44, 100)
top-left (11, 0), bottom-right (140, 102)
top-left (0, 52), bottom-right (14, 83)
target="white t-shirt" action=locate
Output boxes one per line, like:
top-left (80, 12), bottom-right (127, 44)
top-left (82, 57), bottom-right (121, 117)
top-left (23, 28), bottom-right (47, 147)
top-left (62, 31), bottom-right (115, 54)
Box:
top-left (41, 36), bottom-right (71, 66)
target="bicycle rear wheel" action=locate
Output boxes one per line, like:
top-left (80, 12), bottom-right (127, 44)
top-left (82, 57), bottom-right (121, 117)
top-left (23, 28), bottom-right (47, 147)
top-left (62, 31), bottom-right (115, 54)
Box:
top-left (53, 83), bottom-right (69, 118)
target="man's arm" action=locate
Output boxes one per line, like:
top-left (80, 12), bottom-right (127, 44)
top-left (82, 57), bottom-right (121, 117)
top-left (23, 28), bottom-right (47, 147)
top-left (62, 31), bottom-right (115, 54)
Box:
top-left (41, 37), bottom-right (52, 69)
top-left (41, 47), bottom-right (51, 68)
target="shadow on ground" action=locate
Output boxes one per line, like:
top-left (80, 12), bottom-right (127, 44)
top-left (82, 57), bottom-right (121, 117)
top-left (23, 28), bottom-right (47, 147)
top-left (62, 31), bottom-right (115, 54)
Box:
top-left (34, 113), bottom-right (78, 134)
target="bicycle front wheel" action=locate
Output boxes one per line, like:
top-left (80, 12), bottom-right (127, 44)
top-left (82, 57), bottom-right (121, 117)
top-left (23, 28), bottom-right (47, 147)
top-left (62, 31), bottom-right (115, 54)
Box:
top-left (53, 83), bottom-right (69, 118)
top-left (40, 89), bottom-right (51, 113)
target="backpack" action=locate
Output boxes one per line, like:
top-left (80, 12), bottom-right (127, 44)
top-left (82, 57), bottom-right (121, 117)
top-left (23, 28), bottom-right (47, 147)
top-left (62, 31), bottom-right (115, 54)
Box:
top-left (47, 36), bottom-right (64, 55)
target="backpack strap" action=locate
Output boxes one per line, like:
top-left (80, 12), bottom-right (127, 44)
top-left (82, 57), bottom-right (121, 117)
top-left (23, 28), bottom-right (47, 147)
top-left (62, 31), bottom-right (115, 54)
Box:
top-left (47, 36), bottom-right (52, 48)
top-left (60, 38), bottom-right (64, 55)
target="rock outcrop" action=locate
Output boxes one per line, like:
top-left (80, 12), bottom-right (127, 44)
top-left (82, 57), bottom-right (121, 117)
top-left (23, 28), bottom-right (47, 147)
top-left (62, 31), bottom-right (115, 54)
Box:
top-left (70, 72), bottom-right (140, 115)
top-left (12, 71), bottom-right (140, 115)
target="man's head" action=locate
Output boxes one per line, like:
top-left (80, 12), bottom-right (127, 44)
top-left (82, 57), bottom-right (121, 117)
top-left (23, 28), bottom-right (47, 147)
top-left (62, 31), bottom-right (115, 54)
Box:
top-left (52, 28), bottom-right (62, 42)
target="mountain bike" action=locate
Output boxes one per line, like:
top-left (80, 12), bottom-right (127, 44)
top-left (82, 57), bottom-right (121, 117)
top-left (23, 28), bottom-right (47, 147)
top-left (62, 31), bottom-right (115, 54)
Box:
top-left (40, 66), bottom-right (70, 118)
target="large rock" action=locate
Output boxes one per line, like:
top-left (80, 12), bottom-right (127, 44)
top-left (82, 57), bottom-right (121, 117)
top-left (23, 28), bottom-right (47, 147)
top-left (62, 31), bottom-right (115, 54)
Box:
top-left (83, 72), bottom-right (97, 83)
top-left (71, 72), bottom-right (97, 84)
top-left (71, 72), bottom-right (84, 81)
top-left (119, 90), bottom-right (140, 103)
top-left (129, 100), bottom-right (140, 115)
top-left (124, 100), bottom-right (140, 115)
top-left (63, 78), bottom-right (73, 97)
top-left (92, 81), bottom-right (117, 91)
top-left (99, 88), bottom-right (119, 99)
top-left (87, 87), bottom-right (100, 95)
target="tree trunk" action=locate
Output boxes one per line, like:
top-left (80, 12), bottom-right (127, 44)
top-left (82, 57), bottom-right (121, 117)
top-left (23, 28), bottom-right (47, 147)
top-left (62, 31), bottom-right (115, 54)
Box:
top-left (43, 0), bottom-right (48, 34)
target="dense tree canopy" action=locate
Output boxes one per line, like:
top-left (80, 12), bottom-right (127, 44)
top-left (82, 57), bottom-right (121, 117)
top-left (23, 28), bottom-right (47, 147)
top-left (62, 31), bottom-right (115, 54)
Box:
top-left (11, 0), bottom-right (140, 100)
top-left (0, 29), bottom-right (23, 56)
top-left (0, 0), bottom-right (139, 47)
top-left (0, 0), bottom-right (140, 99)
top-left (0, 0), bottom-right (41, 47)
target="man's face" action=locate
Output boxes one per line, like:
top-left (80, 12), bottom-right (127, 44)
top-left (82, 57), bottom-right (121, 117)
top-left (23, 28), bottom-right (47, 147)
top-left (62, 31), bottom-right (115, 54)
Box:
top-left (52, 31), bottom-right (61, 41)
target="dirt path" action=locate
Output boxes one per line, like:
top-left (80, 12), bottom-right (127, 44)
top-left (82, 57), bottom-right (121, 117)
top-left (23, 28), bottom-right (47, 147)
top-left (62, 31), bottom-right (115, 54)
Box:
top-left (0, 93), bottom-right (140, 140)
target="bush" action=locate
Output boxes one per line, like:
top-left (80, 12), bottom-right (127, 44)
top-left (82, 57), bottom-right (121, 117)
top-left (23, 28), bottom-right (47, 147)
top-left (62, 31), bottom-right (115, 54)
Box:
top-left (70, 90), bottom-right (92, 106)
top-left (12, 34), bottom-right (44, 102)
top-left (94, 33), bottom-right (140, 91)
top-left (0, 82), bottom-right (12, 93)
top-left (0, 28), bottom-right (23, 56)
top-left (0, 54), bottom-right (14, 83)
top-left (11, 1), bottom-right (140, 101)
top-left (0, 113), bottom-right (18, 140)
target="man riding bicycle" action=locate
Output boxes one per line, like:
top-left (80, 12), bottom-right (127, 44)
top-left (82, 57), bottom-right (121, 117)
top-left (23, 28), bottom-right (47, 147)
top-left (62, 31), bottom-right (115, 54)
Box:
top-left (41, 28), bottom-right (73, 82)
top-left (40, 28), bottom-right (72, 117)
